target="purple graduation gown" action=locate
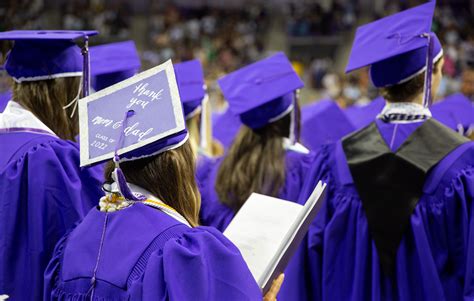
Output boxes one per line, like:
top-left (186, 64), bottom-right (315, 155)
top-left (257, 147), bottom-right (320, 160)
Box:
top-left (301, 99), bottom-right (356, 150)
top-left (299, 119), bottom-right (474, 300)
top-left (0, 115), bottom-right (103, 299)
top-left (345, 97), bottom-right (385, 130)
top-left (212, 109), bottom-right (242, 150)
top-left (431, 93), bottom-right (474, 135)
top-left (197, 147), bottom-right (315, 300)
top-left (44, 202), bottom-right (261, 300)
top-left (0, 90), bottom-right (12, 113)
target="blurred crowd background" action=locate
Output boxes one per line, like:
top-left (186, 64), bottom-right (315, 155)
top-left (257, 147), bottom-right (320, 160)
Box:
top-left (1, 0), bottom-right (473, 111)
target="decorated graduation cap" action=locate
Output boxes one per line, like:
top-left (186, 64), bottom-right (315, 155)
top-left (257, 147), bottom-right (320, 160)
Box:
top-left (346, 1), bottom-right (442, 107)
top-left (0, 30), bottom-right (97, 98)
top-left (79, 59), bottom-right (188, 200)
top-left (218, 52), bottom-right (304, 143)
top-left (173, 59), bottom-right (209, 151)
top-left (90, 40), bottom-right (141, 91)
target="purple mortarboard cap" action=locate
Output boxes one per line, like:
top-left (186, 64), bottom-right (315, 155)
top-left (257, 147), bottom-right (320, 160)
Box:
top-left (301, 99), bottom-right (355, 150)
top-left (80, 60), bottom-right (188, 201)
top-left (346, 1), bottom-right (442, 106)
top-left (79, 59), bottom-right (187, 168)
top-left (0, 30), bottom-right (97, 84)
top-left (218, 52), bottom-right (304, 129)
top-left (90, 40), bottom-right (141, 91)
top-left (431, 93), bottom-right (474, 135)
top-left (173, 59), bottom-right (206, 118)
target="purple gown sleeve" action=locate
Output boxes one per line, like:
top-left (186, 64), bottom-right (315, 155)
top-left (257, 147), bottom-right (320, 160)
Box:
top-left (43, 222), bottom-right (77, 301)
top-left (0, 139), bottom-right (103, 300)
top-left (142, 226), bottom-right (262, 301)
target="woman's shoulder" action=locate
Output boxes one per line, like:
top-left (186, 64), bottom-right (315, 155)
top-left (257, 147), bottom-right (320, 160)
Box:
top-left (143, 225), bottom-right (262, 300)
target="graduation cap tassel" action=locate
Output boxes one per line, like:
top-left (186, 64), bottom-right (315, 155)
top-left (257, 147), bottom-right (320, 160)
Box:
top-left (81, 36), bottom-right (90, 98)
top-left (112, 109), bottom-right (146, 202)
top-left (422, 33), bottom-right (435, 108)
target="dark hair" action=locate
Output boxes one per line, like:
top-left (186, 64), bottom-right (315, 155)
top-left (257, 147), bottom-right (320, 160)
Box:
top-left (12, 77), bottom-right (81, 141)
top-left (215, 104), bottom-right (300, 212)
top-left (104, 141), bottom-right (201, 227)
top-left (380, 58), bottom-right (443, 103)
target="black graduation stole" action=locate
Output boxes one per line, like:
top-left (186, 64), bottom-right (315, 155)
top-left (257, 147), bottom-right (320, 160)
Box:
top-left (342, 119), bottom-right (468, 275)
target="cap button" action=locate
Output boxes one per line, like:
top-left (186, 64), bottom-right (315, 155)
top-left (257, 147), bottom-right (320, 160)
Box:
top-left (254, 78), bottom-right (263, 85)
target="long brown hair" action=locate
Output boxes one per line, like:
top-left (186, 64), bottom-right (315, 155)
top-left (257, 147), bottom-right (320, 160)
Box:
top-left (12, 77), bottom-right (81, 141)
top-left (104, 141), bottom-right (201, 227)
top-left (216, 106), bottom-right (299, 212)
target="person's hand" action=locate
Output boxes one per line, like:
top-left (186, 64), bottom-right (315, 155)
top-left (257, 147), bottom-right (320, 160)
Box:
top-left (263, 274), bottom-right (284, 301)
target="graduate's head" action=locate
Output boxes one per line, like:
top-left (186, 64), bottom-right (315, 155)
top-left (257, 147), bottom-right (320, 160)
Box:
top-left (380, 56), bottom-right (444, 103)
top-left (80, 60), bottom-right (200, 226)
top-left (12, 77), bottom-right (82, 140)
top-left (0, 30), bottom-right (98, 140)
top-left (345, 1), bottom-right (442, 106)
top-left (215, 97), bottom-right (301, 211)
top-left (215, 53), bottom-right (304, 210)
top-left (104, 140), bottom-right (200, 227)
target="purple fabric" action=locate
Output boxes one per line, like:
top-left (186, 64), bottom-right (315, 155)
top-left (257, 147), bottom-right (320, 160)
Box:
top-left (90, 41), bottom-right (140, 91)
top-left (218, 52), bottom-right (303, 116)
top-left (0, 90), bottom-right (12, 113)
top-left (345, 97), bottom-right (386, 130)
top-left (81, 66), bottom-right (188, 165)
top-left (90, 41), bottom-right (140, 77)
top-left (374, 119), bottom-right (423, 152)
top-left (44, 203), bottom-right (261, 300)
top-left (92, 69), bottom-right (138, 92)
top-left (0, 132), bottom-right (103, 300)
top-left (301, 99), bottom-right (355, 150)
top-left (298, 121), bottom-right (474, 300)
top-left (239, 92), bottom-right (294, 129)
top-left (174, 59), bottom-right (205, 117)
top-left (196, 149), bottom-right (316, 300)
top-left (0, 30), bottom-right (98, 81)
top-left (369, 34), bottom-right (442, 88)
top-left (212, 109), bottom-right (242, 150)
top-left (431, 93), bottom-right (474, 134)
top-left (346, 1), bottom-right (437, 76)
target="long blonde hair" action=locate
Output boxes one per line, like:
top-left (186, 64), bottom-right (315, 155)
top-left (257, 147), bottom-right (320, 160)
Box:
top-left (12, 77), bottom-right (82, 141)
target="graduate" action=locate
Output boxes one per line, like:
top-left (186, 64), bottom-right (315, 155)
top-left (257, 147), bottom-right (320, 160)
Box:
top-left (300, 99), bottom-right (355, 151)
top-left (197, 52), bottom-right (314, 300)
top-left (43, 60), bottom-right (282, 300)
top-left (198, 52), bottom-right (312, 230)
top-left (90, 40), bottom-right (141, 92)
top-left (0, 30), bottom-right (104, 300)
top-left (299, 2), bottom-right (474, 300)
